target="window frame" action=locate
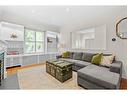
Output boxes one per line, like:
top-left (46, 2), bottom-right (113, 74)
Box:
top-left (24, 28), bottom-right (45, 54)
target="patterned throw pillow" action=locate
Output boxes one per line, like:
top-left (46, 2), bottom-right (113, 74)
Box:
top-left (100, 55), bottom-right (115, 67)
top-left (91, 53), bottom-right (103, 65)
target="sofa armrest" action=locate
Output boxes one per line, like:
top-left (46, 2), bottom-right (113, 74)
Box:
top-left (56, 55), bottom-right (62, 59)
top-left (110, 61), bottom-right (122, 74)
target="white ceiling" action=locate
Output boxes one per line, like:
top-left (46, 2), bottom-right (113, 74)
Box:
top-left (0, 6), bottom-right (127, 31)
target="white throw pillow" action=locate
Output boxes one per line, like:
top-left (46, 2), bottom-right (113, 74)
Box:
top-left (100, 55), bottom-right (115, 67)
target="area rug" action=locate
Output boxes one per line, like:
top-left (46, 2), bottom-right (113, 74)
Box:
top-left (17, 65), bottom-right (84, 89)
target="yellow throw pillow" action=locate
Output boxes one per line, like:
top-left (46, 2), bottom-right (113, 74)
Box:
top-left (62, 51), bottom-right (70, 58)
top-left (91, 53), bottom-right (103, 65)
top-left (100, 55), bottom-right (115, 67)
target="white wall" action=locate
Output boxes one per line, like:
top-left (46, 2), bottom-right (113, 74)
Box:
top-left (94, 25), bottom-right (106, 50)
top-left (106, 21), bottom-right (127, 79)
top-left (0, 15), bottom-right (1, 21)
top-left (0, 22), bottom-right (1, 37)
top-left (0, 22), bottom-right (24, 41)
top-left (60, 15), bottom-right (127, 79)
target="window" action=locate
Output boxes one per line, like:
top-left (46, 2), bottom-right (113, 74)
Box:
top-left (36, 31), bottom-right (44, 52)
top-left (24, 29), bottom-right (44, 53)
top-left (47, 31), bottom-right (59, 52)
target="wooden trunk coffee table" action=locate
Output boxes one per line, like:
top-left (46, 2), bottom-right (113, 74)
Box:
top-left (46, 60), bottom-right (73, 83)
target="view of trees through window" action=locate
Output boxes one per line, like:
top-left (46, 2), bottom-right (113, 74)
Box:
top-left (24, 29), bottom-right (44, 53)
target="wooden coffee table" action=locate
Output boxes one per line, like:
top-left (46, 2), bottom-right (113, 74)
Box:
top-left (46, 60), bottom-right (73, 82)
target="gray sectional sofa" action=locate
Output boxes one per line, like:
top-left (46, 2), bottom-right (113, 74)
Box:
top-left (59, 52), bottom-right (122, 89)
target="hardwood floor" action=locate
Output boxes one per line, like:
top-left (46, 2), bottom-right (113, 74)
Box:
top-left (120, 79), bottom-right (127, 89)
top-left (7, 64), bottom-right (44, 75)
top-left (7, 64), bottom-right (127, 89)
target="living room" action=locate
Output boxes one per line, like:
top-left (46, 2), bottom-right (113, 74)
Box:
top-left (0, 1), bottom-right (127, 94)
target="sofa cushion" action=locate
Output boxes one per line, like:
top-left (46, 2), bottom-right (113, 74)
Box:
top-left (82, 53), bottom-right (96, 62)
top-left (73, 52), bottom-right (83, 60)
top-left (74, 60), bottom-right (91, 67)
top-left (69, 52), bottom-right (74, 59)
top-left (103, 54), bottom-right (112, 56)
top-left (110, 61), bottom-right (122, 74)
top-left (78, 65), bottom-right (120, 89)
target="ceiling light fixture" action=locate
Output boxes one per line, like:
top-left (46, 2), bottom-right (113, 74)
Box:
top-left (65, 8), bottom-right (70, 12)
top-left (31, 10), bottom-right (35, 13)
